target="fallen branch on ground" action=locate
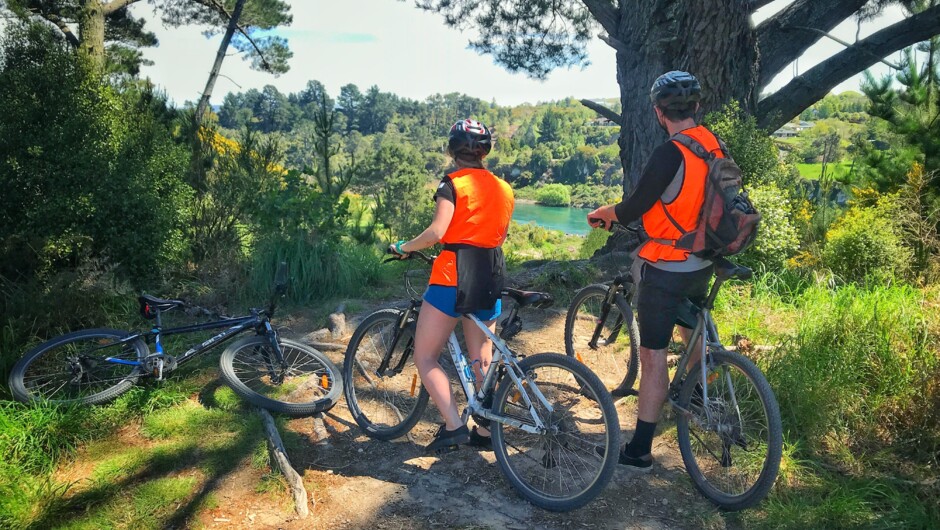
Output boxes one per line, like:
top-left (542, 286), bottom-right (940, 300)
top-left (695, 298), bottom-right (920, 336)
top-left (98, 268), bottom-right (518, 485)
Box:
top-left (257, 407), bottom-right (310, 518)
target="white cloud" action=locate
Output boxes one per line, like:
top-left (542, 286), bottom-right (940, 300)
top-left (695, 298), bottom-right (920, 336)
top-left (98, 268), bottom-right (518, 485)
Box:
top-left (134, 0), bottom-right (911, 107)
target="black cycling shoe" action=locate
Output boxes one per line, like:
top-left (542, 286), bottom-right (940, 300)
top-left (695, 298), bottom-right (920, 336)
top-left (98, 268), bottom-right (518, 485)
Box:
top-left (595, 445), bottom-right (654, 472)
top-left (425, 424), bottom-right (470, 454)
top-left (468, 426), bottom-right (493, 451)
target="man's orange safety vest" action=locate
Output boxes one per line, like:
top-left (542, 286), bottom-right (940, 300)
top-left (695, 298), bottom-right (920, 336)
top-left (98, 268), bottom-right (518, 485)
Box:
top-left (429, 168), bottom-right (514, 287)
top-left (639, 126), bottom-right (723, 263)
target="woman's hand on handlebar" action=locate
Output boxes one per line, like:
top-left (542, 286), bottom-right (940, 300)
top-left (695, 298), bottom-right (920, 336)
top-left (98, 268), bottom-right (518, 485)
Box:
top-left (388, 240), bottom-right (410, 260)
top-left (587, 205), bottom-right (619, 231)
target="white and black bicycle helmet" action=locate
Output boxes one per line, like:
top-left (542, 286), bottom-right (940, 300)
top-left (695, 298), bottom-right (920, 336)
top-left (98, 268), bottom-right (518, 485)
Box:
top-left (448, 119), bottom-right (492, 158)
top-left (650, 71), bottom-right (702, 109)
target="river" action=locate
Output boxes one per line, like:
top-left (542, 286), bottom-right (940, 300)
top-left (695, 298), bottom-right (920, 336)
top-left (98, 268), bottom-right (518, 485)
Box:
top-left (511, 202), bottom-right (593, 236)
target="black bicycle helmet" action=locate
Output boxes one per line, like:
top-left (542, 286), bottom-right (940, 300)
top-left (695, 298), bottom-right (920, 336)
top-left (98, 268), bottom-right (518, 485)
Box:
top-left (650, 71), bottom-right (701, 109)
top-left (448, 119), bottom-right (492, 158)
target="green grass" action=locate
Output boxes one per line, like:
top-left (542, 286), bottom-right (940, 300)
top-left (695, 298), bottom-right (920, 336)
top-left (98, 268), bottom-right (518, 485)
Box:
top-left (713, 274), bottom-right (940, 528)
top-left (796, 161), bottom-right (855, 183)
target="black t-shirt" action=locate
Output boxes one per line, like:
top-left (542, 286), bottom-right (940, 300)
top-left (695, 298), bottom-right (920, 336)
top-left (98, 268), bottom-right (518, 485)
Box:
top-left (433, 176), bottom-right (456, 204)
top-left (613, 140), bottom-right (683, 224)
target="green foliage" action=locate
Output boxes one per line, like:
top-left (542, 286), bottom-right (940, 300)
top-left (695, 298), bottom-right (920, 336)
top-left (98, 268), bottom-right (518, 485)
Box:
top-left (0, 23), bottom-right (192, 283)
top-left (503, 222), bottom-right (580, 262)
top-left (578, 228), bottom-right (610, 259)
top-left (822, 202), bottom-right (910, 283)
top-left (738, 184), bottom-right (799, 272)
top-left (863, 49), bottom-right (940, 176)
top-left (704, 101), bottom-right (789, 186)
top-left (365, 141), bottom-right (434, 240)
top-left (535, 183), bottom-right (571, 206)
top-left (246, 238), bottom-right (385, 304)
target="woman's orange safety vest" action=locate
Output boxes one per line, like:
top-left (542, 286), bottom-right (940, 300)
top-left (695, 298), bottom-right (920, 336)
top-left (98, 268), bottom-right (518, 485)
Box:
top-left (639, 126), bottom-right (723, 263)
top-left (429, 168), bottom-right (514, 287)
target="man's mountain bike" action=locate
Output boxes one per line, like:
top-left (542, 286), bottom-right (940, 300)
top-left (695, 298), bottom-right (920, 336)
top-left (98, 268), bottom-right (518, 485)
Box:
top-left (566, 222), bottom-right (782, 511)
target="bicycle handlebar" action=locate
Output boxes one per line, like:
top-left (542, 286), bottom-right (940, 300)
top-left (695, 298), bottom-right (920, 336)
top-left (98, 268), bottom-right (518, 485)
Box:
top-left (384, 247), bottom-right (436, 265)
top-left (588, 218), bottom-right (639, 234)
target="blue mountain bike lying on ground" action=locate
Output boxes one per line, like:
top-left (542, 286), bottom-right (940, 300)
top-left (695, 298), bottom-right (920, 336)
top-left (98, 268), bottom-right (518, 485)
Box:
top-left (8, 264), bottom-right (342, 417)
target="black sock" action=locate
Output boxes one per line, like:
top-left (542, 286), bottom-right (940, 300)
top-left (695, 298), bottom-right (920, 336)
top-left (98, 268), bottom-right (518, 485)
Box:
top-left (625, 419), bottom-right (656, 458)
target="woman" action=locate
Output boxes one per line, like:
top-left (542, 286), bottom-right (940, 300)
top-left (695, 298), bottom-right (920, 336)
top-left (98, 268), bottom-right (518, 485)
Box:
top-left (389, 119), bottom-right (514, 453)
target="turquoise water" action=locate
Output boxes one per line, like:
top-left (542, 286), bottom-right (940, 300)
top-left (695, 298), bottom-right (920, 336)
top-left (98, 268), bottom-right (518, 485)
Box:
top-left (512, 202), bottom-right (593, 236)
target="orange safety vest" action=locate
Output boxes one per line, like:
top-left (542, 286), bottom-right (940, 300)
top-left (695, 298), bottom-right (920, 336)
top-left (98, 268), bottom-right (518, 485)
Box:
top-left (639, 125), bottom-right (723, 263)
top-left (429, 168), bottom-right (514, 287)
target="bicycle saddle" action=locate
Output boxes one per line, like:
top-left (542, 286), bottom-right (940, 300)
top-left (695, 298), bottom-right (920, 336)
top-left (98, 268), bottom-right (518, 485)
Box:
top-left (502, 288), bottom-right (554, 309)
top-left (138, 294), bottom-right (185, 315)
top-left (713, 257), bottom-right (753, 281)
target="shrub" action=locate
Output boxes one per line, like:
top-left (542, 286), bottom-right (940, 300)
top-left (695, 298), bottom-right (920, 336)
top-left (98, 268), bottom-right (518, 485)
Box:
top-left (737, 184), bottom-right (799, 272)
top-left (579, 228), bottom-right (611, 259)
top-left (704, 101), bottom-right (791, 187)
top-left (822, 205), bottom-right (909, 283)
top-left (0, 23), bottom-right (192, 284)
top-left (535, 183), bottom-right (571, 206)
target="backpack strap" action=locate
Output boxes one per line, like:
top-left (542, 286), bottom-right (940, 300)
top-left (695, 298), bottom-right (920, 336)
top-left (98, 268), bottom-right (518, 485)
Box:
top-left (671, 132), bottom-right (715, 161)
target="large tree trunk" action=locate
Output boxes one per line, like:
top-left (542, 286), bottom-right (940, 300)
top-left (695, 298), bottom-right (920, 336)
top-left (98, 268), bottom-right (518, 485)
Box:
top-left (613, 0), bottom-right (757, 194)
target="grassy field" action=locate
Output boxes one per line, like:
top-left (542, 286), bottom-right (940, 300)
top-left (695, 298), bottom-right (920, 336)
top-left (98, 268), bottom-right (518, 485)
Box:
top-left (796, 161), bottom-right (855, 183)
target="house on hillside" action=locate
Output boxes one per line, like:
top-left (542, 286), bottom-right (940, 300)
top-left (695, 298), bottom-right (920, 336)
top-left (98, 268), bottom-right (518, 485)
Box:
top-left (773, 120), bottom-right (816, 138)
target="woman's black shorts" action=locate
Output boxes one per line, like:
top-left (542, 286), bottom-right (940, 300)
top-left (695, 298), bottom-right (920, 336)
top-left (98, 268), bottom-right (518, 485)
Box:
top-left (635, 262), bottom-right (714, 350)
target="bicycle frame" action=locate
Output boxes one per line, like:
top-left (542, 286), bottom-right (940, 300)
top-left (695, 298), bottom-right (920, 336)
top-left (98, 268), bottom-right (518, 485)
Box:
top-left (101, 311), bottom-right (275, 377)
top-left (447, 313), bottom-right (554, 435)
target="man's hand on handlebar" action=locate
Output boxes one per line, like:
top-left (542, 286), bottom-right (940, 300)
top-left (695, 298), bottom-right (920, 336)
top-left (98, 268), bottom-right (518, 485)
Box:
top-left (586, 204), bottom-right (619, 231)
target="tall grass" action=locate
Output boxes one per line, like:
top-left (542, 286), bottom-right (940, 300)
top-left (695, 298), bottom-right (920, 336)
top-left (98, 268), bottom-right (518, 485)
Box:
top-left (245, 237), bottom-right (388, 305)
top-left (721, 274), bottom-right (940, 527)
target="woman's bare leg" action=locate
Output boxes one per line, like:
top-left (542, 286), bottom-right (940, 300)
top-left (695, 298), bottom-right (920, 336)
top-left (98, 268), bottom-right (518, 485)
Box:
top-left (414, 302), bottom-right (462, 430)
top-left (462, 316), bottom-right (496, 436)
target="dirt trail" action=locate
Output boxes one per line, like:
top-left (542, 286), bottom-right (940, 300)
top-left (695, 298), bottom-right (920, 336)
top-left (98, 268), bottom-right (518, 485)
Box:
top-left (191, 304), bottom-right (733, 530)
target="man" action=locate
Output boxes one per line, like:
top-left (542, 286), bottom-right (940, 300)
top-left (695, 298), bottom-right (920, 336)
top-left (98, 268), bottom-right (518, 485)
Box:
top-left (587, 71), bottom-right (722, 470)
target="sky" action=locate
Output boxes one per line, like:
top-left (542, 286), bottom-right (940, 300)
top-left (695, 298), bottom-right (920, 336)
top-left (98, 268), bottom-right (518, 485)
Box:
top-left (132, 0), bottom-right (908, 108)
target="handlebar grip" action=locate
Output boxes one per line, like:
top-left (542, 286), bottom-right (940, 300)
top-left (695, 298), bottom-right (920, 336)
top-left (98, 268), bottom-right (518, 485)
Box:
top-left (588, 217), bottom-right (606, 229)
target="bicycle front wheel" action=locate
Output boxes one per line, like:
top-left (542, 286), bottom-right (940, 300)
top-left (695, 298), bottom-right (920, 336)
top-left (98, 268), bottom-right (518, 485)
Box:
top-left (565, 284), bottom-right (639, 396)
top-left (491, 353), bottom-right (620, 512)
top-left (219, 336), bottom-right (342, 417)
top-left (343, 309), bottom-right (429, 440)
top-left (676, 349), bottom-right (782, 511)
top-left (9, 328), bottom-right (147, 405)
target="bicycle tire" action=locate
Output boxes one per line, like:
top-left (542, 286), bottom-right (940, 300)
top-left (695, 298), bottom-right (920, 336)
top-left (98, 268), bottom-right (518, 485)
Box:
top-left (676, 349), bottom-right (782, 511)
top-left (490, 353), bottom-right (620, 511)
top-left (343, 309), bottom-right (430, 440)
top-left (9, 328), bottom-right (147, 405)
top-left (564, 284), bottom-right (639, 396)
top-left (219, 336), bottom-right (342, 417)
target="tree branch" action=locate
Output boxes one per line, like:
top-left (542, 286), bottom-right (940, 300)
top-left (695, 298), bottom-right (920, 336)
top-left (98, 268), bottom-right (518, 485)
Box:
top-left (203, 0), bottom-right (275, 72)
top-left (29, 9), bottom-right (80, 47)
top-left (793, 26), bottom-right (901, 69)
top-left (748, 0), bottom-right (776, 11)
top-left (757, 4), bottom-right (940, 131)
top-left (102, 0), bottom-right (141, 16)
top-left (581, 0), bottom-right (620, 36)
top-left (580, 98), bottom-right (622, 124)
top-left (598, 33), bottom-right (629, 54)
top-left (756, 0), bottom-right (868, 90)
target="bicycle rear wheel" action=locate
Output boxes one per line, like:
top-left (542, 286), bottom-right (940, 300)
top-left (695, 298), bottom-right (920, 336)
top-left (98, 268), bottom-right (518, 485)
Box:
top-left (219, 336), bottom-right (342, 417)
top-left (343, 309), bottom-right (429, 440)
top-left (9, 328), bottom-right (147, 405)
top-left (565, 284), bottom-right (639, 396)
top-left (491, 353), bottom-right (620, 512)
top-left (676, 349), bottom-right (782, 511)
